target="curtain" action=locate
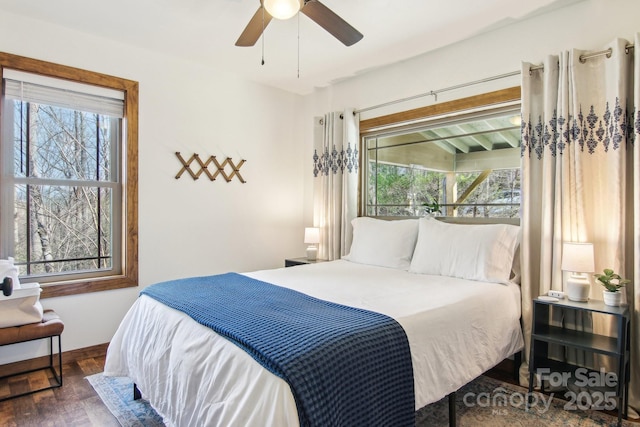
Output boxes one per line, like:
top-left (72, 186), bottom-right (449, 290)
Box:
top-left (312, 109), bottom-right (359, 260)
top-left (520, 34), bottom-right (640, 414)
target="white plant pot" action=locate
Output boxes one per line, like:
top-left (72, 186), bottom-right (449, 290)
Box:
top-left (603, 290), bottom-right (622, 307)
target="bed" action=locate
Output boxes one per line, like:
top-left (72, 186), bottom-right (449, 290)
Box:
top-left (104, 217), bottom-right (524, 426)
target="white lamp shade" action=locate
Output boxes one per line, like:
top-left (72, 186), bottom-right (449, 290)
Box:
top-left (561, 242), bottom-right (595, 273)
top-left (304, 227), bottom-right (320, 244)
top-left (263, 0), bottom-right (300, 20)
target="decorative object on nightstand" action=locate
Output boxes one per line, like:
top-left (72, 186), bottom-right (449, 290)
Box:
top-left (561, 242), bottom-right (594, 302)
top-left (594, 268), bottom-right (630, 307)
top-left (304, 227), bottom-right (320, 261)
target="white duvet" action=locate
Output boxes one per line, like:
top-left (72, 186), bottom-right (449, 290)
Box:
top-left (104, 260), bottom-right (523, 426)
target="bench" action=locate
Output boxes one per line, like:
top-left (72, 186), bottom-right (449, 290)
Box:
top-left (0, 309), bottom-right (64, 401)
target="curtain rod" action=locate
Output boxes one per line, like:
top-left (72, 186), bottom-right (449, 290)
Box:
top-left (354, 70), bottom-right (520, 114)
top-left (357, 43), bottom-right (636, 114)
top-left (529, 43), bottom-right (635, 73)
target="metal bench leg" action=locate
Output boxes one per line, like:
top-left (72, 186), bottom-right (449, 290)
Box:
top-left (0, 334), bottom-right (62, 402)
top-left (46, 334), bottom-right (63, 387)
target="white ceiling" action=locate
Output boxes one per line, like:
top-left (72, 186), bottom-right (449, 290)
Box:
top-left (0, 0), bottom-right (581, 95)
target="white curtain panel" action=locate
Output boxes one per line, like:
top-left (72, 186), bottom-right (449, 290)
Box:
top-left (312, 109), bottom-right (359, 260)
top-left (521, 34), bottom-right (640, 413)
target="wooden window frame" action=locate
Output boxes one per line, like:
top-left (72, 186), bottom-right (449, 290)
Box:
top-left (0, 52), bottom-right (138, 298)
top-left (358, 87), bottom-right (521, 217)
top-left (359, 87), bottom-right (521, 134)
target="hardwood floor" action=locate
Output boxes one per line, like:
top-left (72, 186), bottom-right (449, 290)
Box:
top-left (0, 344), bottom-right (118, 427)
top-left (0, 347), bottom-right (635, 426)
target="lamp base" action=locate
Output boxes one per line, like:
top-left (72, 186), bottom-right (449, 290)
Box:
top-left (306, 246), bottom-right (317, 261)
top-left (566, 274), bottom-right (590, 302)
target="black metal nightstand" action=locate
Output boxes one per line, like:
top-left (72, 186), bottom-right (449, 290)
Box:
top-left (284, 258), bottom-right (327, 267)
top-left (528, 298), bottom-right (630, 426)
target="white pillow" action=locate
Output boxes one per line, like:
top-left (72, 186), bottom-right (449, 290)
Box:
top-left (343, 217), bottom-right (418, 270)
top-left (409, 217), bottom-right (520, 284)
top-left (510, 244), bottom-right (521, 284)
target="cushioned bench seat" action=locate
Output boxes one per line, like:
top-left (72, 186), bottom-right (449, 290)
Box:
top-left (0, 309), bottom-right (64, 401)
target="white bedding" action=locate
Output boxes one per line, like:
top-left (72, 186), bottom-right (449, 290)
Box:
top-left (104, 260), bottom-right (523, 426)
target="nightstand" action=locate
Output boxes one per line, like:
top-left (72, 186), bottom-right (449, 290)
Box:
top-left (284, 257), bottom-right (327, 267)
top-left (527, 298), bottom-right (629, 426)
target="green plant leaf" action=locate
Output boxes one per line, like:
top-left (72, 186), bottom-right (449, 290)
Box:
top-left (594, 268), bottom-right (628, 291)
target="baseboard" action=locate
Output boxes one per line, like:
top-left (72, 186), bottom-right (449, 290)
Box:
top-left (0, 343), bottom-right (108, 377)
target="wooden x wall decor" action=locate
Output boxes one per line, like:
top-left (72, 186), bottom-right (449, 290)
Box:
top-left (175, 152), bottom-right (246, 183)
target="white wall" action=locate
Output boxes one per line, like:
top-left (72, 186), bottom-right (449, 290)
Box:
top-left (304, 0), bottom-right (640, 118)
top-left (0, 12), bottom-right (307, 363)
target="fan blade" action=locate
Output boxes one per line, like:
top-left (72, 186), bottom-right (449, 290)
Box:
top-left (301, 0), bottom-right (363, 46)
top-left (235, 6), bottom-right (273, 47)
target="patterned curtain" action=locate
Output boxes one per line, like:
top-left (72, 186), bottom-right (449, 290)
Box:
top-left (312, 109), bottom-right (359, 260)
top-left (520, 34), bottom-right (640, 415)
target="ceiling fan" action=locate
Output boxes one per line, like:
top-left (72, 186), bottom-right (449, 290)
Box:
top-left (235, 0), bottom-right (363, 47)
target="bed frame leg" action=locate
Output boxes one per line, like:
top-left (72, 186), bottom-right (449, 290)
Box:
top-left (133, 383), bottom-right (142, 400)
top-left (514, 350), bottom-right (522, 382)
top-left (448, 391), bottom-right (456, 427)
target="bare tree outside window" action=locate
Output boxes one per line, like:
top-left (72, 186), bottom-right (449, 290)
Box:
top-left (11, 102), bottom-right (116, 276)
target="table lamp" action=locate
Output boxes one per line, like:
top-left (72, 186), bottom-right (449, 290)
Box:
top-left (561, 242), bottom-right (595, 302)
top-left (304, 227), bottom-right (320, 261)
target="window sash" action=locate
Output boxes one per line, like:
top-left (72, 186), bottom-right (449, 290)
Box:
top-left (10, 180), bottom-right (123, 281)
top-left (13, 176), bottom-right (120, 188)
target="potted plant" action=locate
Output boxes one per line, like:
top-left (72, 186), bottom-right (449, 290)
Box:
top-left (422, 199), bottom-right (440, 216)
top-left (594, 268), bottom-right (630, 306)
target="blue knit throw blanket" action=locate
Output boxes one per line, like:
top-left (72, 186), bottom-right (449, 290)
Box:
top-left (142, 273), bottom-right (415, 427)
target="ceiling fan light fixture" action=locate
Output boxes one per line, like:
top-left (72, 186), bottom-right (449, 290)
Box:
top-left (263, 0), bottom-right (300, 20)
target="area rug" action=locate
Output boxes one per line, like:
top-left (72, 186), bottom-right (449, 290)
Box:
top-left (86, 374), bottom-right (164, 427)
top-left (88, 373), bottom-right (632, 426)
top-left (417, 375), bottom-right (634, 426)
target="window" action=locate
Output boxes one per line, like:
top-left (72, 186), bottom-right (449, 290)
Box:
top-left (0, 53), bottom-right (138, 298)
top-left (360, 87), bottom-right (521, 219)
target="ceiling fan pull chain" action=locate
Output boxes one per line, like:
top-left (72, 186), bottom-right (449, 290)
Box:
top-left (261, 5), bottom-right (266, 65)
top-left (297, 12), bottom-right (300, 78)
